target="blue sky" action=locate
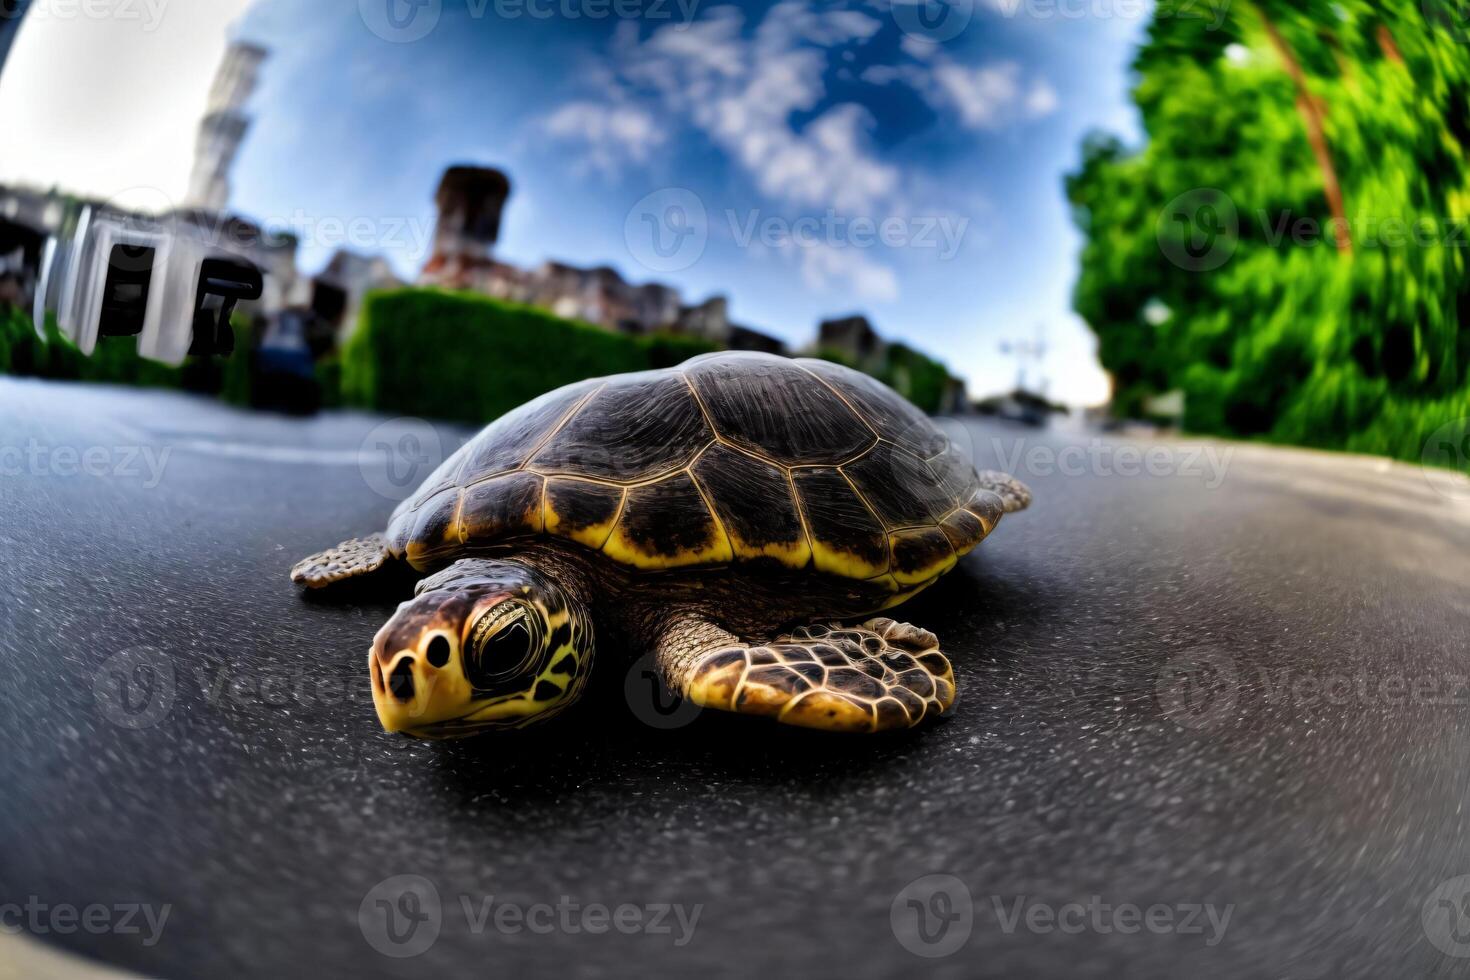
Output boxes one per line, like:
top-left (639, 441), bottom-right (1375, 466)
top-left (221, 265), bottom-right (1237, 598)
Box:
top-left (2, 0), bottom-right (1147, 403)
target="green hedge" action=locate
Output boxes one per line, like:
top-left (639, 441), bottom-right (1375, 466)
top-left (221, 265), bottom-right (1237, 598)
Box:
top-left (341, 288), bottom-right (717, 423)
top-left (0, 305), bottom-right (252, 399)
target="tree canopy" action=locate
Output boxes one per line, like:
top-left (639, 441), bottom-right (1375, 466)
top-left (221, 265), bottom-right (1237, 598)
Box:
top-left (1068, 0), bottom-right (1470, 464)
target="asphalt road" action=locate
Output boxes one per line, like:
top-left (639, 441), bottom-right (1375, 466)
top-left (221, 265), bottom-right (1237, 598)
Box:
top-left (3, 377), bottom-right (1470, 979)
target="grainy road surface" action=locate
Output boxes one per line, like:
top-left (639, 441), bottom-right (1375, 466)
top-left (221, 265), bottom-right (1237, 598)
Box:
top-left (3, 377), bottom-right (1470, 979)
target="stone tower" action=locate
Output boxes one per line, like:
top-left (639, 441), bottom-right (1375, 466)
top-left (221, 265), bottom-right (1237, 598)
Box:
top-left (428, 165), bottom-right (511, 268)
top-left (184, 41), bottom-right (268, 213)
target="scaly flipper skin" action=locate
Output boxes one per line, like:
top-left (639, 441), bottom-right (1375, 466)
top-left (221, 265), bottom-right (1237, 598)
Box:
top-left (290, 533), bottom-right (393, 588)
top-left (668, 617), bottom-right (955, 733)
top-left (975, 470), bottom-right (1032, 513)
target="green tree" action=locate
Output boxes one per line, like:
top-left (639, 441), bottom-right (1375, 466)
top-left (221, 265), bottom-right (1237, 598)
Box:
top-left (1068, 0), bottom-right (1470, 462)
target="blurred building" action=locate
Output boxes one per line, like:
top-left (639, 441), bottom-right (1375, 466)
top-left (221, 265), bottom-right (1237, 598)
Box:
top-left (0, 184), bottom-right (59, 310)
top-left (818, 315), bottom-right (885, 369)
top-left (309, 248), bottom-right (402, 338)
top-left (185, 41), bottom-right (268, 213)
top-left (418, 163), bottom-right (787, 352)
top-left (815, 313), bottom-right (970, 413)
top-left (421, 165), bottom-right (511, 284)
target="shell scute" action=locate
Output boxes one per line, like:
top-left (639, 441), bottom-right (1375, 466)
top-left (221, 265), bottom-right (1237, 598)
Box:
top-left (692, 443), bottom-right (810, 569)
top-left (889, 527), bottom-right (957, 586)
top-left (796, 358), bottom-right (948, 457)
top-left (459, 472), bottom-right (544, 542)
top-left (685, 353), bottom-right (873, 466)
top-left (603, 472), bottom-right (732, 569)
top-left (792, 467), bottom-right (890, 578)
top-left (531, 373), bottom-right (711, 481)
top-left (843, 442), bottom-right (949, 529)
top-left (459, 381), bottom-right (600, 483)
top-left (543, 477), bottom-right (624, 550)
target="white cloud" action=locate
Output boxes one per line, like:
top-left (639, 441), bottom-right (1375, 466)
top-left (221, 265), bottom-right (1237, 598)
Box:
top-left (798, 242), bottom-right (900, 301)
top-left (548, 3), bottom-right (900, 216)
top-left (1024, 78), bottom-right (1059, 117)
top-left (867, 56), bottom-right (1059, 131)
top-left (933, 61), bottom-right (1057, 129)
top-left (542, 102), bottom-right (666, 176)
top-left (0, 0), bottom-right (257, 206)
top-left (536, 0), bottom-right (1055, 300)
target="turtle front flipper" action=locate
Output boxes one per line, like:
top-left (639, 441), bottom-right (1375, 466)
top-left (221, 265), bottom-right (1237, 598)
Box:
top-left (290, 533), bottom-right (396, 588)
top-left (656, 616), bottom-right (955, 733)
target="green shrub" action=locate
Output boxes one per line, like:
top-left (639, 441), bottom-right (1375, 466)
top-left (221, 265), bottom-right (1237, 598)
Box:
top-left (0, 308), bottom-right (257, 405)
top-left (880, 343), bottom-right (951, 414)
top-left (0, 305), bottom-right (43, 375)
top-left (343, 289), bottom-right (688, 423)
top-left (314, 355), bottom-right (343, 409)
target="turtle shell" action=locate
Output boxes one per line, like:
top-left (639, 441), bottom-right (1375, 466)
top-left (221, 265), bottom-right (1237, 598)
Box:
top-left (386, 351), bottom-right (1002, 592)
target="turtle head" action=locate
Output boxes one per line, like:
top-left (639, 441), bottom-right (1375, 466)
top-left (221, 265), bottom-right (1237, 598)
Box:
top-left (369, 559), bottom-right (594, 737)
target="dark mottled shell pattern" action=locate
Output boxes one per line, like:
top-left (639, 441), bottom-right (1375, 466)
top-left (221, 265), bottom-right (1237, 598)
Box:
top-left (386, 351), bottom-right (1004, 594)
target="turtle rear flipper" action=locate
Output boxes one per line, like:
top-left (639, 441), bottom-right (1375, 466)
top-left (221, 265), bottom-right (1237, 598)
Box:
top-left (658, 616), bottom-right (955, 733)
top-left (291, 533), bottom-right (395, 588)
top-left (975, 470), bottom-right (1031, 513)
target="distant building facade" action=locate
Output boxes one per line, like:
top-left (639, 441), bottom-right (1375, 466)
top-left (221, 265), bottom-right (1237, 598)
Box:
top-left (818, 315), bottom-right (885, 369)
top-left (418, 163), bottom-right (787, 353)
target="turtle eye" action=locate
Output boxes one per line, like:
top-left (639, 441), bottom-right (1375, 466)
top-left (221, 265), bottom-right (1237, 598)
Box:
top-left (464, 603), bottom-right (540, 691)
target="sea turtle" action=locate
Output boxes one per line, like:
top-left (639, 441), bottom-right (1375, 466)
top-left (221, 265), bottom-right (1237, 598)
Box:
top-left (291, 351), bottom-right (1030, 737)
